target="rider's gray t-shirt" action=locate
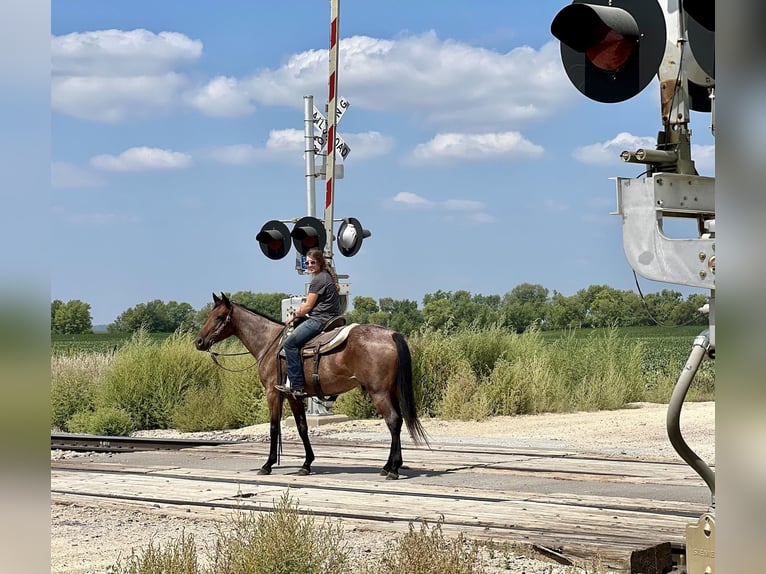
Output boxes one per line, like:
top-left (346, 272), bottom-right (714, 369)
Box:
top-left (308, 270), bottom-right (340, 323)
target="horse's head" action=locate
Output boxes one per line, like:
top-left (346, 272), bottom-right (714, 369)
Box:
top-left (195, 292), bottom-right (234, 351)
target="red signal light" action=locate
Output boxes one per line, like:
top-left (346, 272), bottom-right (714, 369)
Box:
top-left (587, 28), bottom-right (636, 72)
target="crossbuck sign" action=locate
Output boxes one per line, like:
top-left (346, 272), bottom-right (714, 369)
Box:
top-left (312, 97), bottom-right (351, 160)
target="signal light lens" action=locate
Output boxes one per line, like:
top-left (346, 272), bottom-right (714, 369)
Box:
top-left (587, 28), bottom-right (635, 72)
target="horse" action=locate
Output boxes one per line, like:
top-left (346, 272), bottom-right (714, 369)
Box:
top-left (194, 292), bottom-right (429, 479)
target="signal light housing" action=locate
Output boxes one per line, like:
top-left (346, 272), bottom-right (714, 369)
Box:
top-left (337, 217), bottom-right (371, 257)
top-left (683, 0), bottom-right (714, 80)
top-left (256, 220), bottom-right (292, 260)
top-left (290, 216), bottom-right (327, 256)
top-left (551, 0), bottom-right (666, 103)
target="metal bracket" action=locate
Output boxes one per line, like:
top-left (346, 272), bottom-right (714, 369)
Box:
top-left (614, 173), bottom-right (715, 289)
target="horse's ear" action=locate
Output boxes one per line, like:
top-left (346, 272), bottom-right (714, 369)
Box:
top-left (221, 292), bottom-right (231, 307)
top-left (212, 292), bottom-right (221, 305)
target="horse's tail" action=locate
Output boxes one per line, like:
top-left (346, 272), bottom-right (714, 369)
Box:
top-left (393, 332), bottom-right (430, 448)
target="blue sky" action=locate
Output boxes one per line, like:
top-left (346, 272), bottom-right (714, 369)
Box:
top-left (51, 0), bottom-right (715, 325)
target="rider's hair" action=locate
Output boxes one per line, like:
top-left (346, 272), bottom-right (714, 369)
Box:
top-left (306, 248), bottom-right (341, 293)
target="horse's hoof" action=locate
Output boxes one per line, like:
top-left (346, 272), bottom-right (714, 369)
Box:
top-left (257, 468), bottom-right (272, 475)
top-left (386, 472), bottom-right (399, 480)
top-left (379, 469), bottom-right (389, 477)
top-left (298, 468), bottom-right (311, 476)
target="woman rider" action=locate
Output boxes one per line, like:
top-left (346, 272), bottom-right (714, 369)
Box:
top-left (275, 247), bottom-right (341, 398)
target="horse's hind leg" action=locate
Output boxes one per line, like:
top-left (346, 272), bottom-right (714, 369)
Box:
top-left (288, 398), bottom-right (315, 475)
top-left (370, 393), bottom-right (404, 479)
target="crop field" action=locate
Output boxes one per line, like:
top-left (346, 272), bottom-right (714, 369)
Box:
top-left (51, 326), bottom-right (714, 384)
top-left (51, 332), bottom-right (170, 354)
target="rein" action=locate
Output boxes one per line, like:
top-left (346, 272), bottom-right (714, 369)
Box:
top-left (206, 308), bottom-right (287, 372)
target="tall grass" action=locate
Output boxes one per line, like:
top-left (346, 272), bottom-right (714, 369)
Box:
top-left (51, 325), bottom-right (713, 434)
top-left (51, 328), bottom-right (269, 435)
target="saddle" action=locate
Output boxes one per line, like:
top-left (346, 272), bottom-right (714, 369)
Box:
top-left (278, 317), bottom-right (357, 399)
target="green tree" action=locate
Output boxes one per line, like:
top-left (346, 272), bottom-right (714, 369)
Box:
top-left (547, 291), bottom-right (585, 330)
top-left (52, 300), bottom-right (93, 334)
top-left (383, 298), bottom-right (423, 335)
top-left (110, 299), bottom-right (201, 333)
top-left (501, 283), bottom-right (549, 332)
top-left (51, 299), bottom-right (64, 326)
top-left (422, 297), bottom-right (453, 330)
top-left (346, 296), bottom-right (379, 324)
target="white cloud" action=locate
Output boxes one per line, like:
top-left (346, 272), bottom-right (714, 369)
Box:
top-left (572, 132), bottom-right (656, 165)
top-left (200, 130), bottom-right (392, 165)
top-left (573, 132), bottom-right (715, 174)
top-left (52, 29), bottom-right (202, 75)
top-left (52, 73), bottom-right (187, 122)
top-left (341, 131), bottom-right (394, 160)
top-left (410, 131), bottom-right (543, 164)
top-left (51, 162), bottom-right (105, 189)
top-left (52, 29), bottom-right (201, 122)
top-left (51, 29), bottom-right (571, 129)
top-left (90, 146), bottom-right (192, 172)
top-left (392, 192), bottom-right (432, 207)
top-left (692, 144), bottom-right (715, 175)
top-left (247, 34), bottom-right (570, 130)
top-left (184, 76), bottom-right (256, 117)
top-left (390, 191), bottom-right (494, 222)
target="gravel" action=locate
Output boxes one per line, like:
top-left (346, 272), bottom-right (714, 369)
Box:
top-left (51, 401), bottom-right (715, 573)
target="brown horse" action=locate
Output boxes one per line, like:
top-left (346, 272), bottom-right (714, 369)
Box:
top-left (194, 292), bottom-right (429, 479)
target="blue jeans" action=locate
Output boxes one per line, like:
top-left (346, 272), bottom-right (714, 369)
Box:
top-left (283, 317), bottom-right (323, 389)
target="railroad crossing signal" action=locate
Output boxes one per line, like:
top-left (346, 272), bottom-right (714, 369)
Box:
top-left (337, 217), bottom-right (371, 257)
top-left (256, 216), bottom-right (369, 260)
top-left (290, 216), bottom-right (327, 255)
top-left (255, 220), bottom-right (292, 260)
top-left (550, 0), bottom-right (667, 103)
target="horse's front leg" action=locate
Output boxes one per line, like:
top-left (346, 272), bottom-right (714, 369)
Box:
top-left (258, 392), bottom-right (283, 475)
top-left (288, 397), bottom-right (315, 475)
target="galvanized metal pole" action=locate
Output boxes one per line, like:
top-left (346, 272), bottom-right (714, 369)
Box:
top-left (323, 0), bottom-right (340, 260)
top-left (303, 95), bottom-right (317, 217)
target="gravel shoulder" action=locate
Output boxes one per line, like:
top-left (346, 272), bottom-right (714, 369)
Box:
top-left (51, 401), bottom-right (715, 573)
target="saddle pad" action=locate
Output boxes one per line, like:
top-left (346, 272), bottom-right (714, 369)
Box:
top-left (301, 323), bottom-right (358, 356)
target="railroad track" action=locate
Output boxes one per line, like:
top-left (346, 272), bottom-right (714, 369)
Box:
top-left (51, 434), bottom-right (711, 572)
top-left (51, 432), bottom-right (239, 453)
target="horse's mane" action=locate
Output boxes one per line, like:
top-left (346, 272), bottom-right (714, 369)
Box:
top-left (230, 301), bottom-right (285, 325)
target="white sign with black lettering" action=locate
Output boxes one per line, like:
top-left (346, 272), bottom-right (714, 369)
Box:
top-left (312, 97), bottom-right (351, 160)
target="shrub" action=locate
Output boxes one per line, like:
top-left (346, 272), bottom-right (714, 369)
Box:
top-left (332, 387), bottom-right (378, 419)
top-left (207, 492), bottom-right (348, 574)
top-left (439, 359), bottom-right (491, 421)
top-left (67, 406), bottom-right (135, 436)
top-left (409, 330), bottom-right (468, 416)
top-left (96, 330), bottom-right (221, 429)
top-left (51, 370), bottom-right (97, 431)
top-left (369, 519), bottom-right (484, 574)
top-left (108, 532), bottom-right (200, 574)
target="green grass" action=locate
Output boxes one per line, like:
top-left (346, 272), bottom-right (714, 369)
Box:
top-left (51, 325), bottom-right (714, 433)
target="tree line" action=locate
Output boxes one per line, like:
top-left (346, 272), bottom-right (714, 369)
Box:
top-left (51, 283), bottom-right (709, 336)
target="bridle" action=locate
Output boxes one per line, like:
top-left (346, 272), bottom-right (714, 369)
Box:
top-left (205, 305), bottom-right (287, 372)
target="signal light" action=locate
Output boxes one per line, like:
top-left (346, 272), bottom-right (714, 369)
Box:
top-left (256, 220), bottom-right (292, 260)
top-left (551, 0), bottom-right (666, 103)
top-left (337, 217), bottom-right (371, 257)
top-left (683, 0), bottom-right (714, 80)
top-left (290, 216), bottom-right (327, 256)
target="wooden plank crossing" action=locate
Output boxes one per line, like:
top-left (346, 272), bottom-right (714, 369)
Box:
top-left (51, 438), bottom-right (712, 571)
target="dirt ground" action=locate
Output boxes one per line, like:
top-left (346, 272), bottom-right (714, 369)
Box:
top-left (51, 401), bottom-right (715, 573)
